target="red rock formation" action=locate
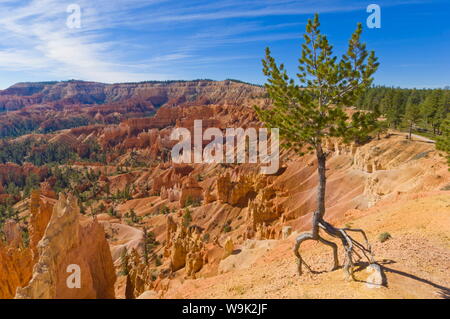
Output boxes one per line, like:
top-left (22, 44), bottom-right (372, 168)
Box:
top-left (216, 173), bottom-right (257, 207)
top-left (0, 80), bottom-right (264, 138)
top-left (12, 193), bottom-right (116, 299)
top-left (0, 192), bottom-right (48, 298)
top-left (151, 165), bottom-right (194, 195)
top-left (0, 163), bottom-right (47, 186)
top-left (0, 245), bottom-right (33, 299)
top-left (180, 176), bottom-right (203, 207)
top-left (164, 216), bottom-right (207, 277)
top-left (39, 181), bottom-right (57, 199)
top-left (28, 191), bottom-right (54, 261)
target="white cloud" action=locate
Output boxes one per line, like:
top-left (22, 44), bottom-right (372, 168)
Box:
top-left (0, 0), bottom-right (177, 84)
top-left (0, 0), bottom-right (421, 87)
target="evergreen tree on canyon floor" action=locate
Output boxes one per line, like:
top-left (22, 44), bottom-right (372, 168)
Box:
top-left (255, 14), bottom-right (380, 280)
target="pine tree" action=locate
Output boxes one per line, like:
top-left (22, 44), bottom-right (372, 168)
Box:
top-left (436, 114), bottom-right (450, 169)
top-left (119, 249), bottom-right (130, 276)
top-left (420, 90), bottom-right (441, 133)
top-left (255, 14), bottom-right (379, 280)
top-left (404, 90), bottom-right (422, 140)
top-left (383, 91), bottom-right (402, 128)
top-left (373, 118), bottom-right (388, 140)
top-left (143, 226), bottom-right (159, 265)
top-left (435, 90), bottom-right (449, 135)
top-left (182, 208), bottom-right (192, 228)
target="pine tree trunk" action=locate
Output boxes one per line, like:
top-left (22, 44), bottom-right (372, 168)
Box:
top-left (312, 145), bottom-right (326, 239)
top-left (295, 144), bottom-right (376, 280)
top-left (409, 123), bottom-right (412, 140)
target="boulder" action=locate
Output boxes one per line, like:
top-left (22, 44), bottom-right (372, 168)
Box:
top-left (365, 264), bottom-right (384, 289)
top-left (222, 237), bottom-right (234, 259)
top-left (281, 226), bottom-right (292, 239)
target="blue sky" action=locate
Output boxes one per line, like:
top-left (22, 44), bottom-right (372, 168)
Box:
top-left (0, 0), bottom-right (448, 89)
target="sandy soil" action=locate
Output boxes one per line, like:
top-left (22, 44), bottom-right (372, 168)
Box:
top-left (161, 192), bottom-right (450, 299)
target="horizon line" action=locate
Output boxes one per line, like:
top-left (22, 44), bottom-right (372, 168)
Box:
top-left (1, 79), bottom-right (449, 91)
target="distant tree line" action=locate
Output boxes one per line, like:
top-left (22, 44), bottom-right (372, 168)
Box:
top-left (0, 116), bottom-right (41, 138)
top-left (0, 115), bottom-right (91, 138)
top-left (0, 138), bottom-right (105, 166)
top-left (355, 86), bottom-right (449, 137)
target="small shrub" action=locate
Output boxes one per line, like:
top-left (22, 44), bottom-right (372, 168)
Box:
top-left (159, 205), bottom-right (170, 215)
top-left (223, 224), bottom-right (232, 233)
top-left (107, 207), bottom-right (118, 217)
top-left (202, 233), bottom-right (210, 242)
top-left (378, 232), bottom-right (392, 243)
top-left (124, 208), bottom-right (141, 224)
top-left (182, 208), bottom-right (192, 227)
top-left (21, 226), bottom-right (30, 248)
top-left (184, 195), bottom-right (201, 207)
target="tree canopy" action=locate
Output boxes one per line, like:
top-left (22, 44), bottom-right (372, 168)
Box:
top-left (255, 14), bottom-right (380, 157)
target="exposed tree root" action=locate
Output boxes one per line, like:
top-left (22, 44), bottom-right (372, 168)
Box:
top-left (294, 214), bottom-right (375, 281)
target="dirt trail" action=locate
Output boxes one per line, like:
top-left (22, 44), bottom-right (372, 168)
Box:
top-left (410, 133), bottom-right (435, 143)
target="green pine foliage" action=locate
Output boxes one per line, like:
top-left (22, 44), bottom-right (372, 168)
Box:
top-left (403, 91), bottom-right (422, 140)
top-left (356, 87), bottom-right (449, 135)
top-left (124, 208), bottom-right (141, 225)
top-left (255, 14), bottom-right (379, 228)
top-left (119, 249), bottom-right (130, 276)
top-left (0, 138), bottom-right (106, 166)
top-left (143, 226), bottom-right (160, 265)
top-left (436, 114), bottom-right (450, 168)
top-left (255, 14), bottom-right (379, 155)
top-left (182, 208), bottom-right (192, 228)
top-left (0, 205), bottom-right (20, 235)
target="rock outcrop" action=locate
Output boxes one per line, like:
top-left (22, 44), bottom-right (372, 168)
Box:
top-left (222, 237), bottom-right (234, 259)
top-left (15, 193), bottom-right (116, 299)
top-left (28, 191), bottom-right (54, 261)
top-left (180, 177), bottom-right (203, 207)
top-left (216, 173), bottom-right (257, 206)
top-left (0, 245), bottom-right (33, 299)
top-left (164, 216), bottom-right (207, 277)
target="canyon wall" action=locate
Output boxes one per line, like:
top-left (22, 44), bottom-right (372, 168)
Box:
top-left (0, 80), bottom-right (264, 111)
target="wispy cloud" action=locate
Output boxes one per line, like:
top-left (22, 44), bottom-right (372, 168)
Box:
top-left (0, 0), bottom-right (176, 84)
top-left (0, 0), bottom-right (433, 88)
